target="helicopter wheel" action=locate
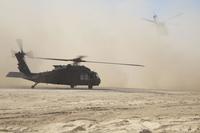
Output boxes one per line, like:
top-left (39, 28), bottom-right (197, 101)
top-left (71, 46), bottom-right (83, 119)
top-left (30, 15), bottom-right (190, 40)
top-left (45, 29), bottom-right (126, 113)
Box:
top-left (70, 85), bottom-right (74, 88)
top-left (88, 85), bottom-right (93, 89)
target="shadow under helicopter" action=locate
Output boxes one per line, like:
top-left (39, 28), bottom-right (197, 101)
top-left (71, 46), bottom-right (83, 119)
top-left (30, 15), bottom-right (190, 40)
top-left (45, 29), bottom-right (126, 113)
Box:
top-left (4, 86), bottom-right (179, 95)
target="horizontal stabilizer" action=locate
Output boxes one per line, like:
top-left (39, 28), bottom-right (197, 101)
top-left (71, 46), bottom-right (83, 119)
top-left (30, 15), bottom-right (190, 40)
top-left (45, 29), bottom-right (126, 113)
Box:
top-left (6, 72), bottom-right (24, 78)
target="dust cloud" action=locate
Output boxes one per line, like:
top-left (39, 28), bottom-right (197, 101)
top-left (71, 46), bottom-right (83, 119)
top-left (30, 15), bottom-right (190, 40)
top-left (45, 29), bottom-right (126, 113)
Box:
top-left (0, 0), bottom-right (199, 90)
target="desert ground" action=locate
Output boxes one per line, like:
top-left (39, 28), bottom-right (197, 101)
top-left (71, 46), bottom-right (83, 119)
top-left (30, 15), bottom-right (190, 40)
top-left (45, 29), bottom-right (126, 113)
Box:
top-left (0, 87), bottom-right (199, 133)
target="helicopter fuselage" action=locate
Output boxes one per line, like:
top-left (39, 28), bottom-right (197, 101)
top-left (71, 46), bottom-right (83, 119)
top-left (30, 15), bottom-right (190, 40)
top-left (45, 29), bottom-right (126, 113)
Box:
top-left (7, 52), bottom-right (100, 89)
top-left (29, 65), bottom-right (101, 88)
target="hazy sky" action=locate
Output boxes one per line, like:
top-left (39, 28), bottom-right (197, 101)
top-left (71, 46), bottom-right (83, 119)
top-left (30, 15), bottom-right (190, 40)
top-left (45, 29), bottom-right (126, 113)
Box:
top-left (0, 0), bottom-right (200, 89)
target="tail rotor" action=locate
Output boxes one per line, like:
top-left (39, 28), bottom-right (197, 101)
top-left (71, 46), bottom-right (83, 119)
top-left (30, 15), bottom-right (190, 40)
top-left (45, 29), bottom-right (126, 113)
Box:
top-left (13, 39), bottom-right (33, 58)
top-left (11, 39), bottom-right (32, 75)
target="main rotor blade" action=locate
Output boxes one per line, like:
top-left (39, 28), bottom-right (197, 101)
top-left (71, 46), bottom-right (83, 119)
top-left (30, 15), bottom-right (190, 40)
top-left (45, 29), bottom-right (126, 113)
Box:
top-left (142, 18), bottom-right (156, 24)
top-left (165, 13), bottom-right (183, 22)
top-left (32, 57), bottom-right (73, 62)
top-left (32, 57), bottom-right (144, 67)
top-left (85, 60), bottom-right (144, 67)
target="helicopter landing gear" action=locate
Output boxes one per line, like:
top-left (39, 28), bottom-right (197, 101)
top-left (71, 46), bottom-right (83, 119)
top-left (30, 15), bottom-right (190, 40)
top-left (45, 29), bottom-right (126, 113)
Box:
top-left (70, 85), bottom-right (75, 89)
top-left (31, 82), bottom-right (38, 88)
top-left (88, 84), bottom-right (93, 89)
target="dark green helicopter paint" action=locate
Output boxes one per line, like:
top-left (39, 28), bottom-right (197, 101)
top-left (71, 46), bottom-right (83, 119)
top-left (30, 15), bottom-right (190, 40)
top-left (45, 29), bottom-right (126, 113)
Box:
top-left (7, 51), bottom-right (100, 89)
top-left (7, 39), bottom-right (144, 89)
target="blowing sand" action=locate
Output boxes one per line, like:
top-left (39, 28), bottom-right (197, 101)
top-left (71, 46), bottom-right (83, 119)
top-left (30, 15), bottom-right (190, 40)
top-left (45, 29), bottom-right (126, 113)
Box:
top-left (0, 87), bottom-right (199, 133)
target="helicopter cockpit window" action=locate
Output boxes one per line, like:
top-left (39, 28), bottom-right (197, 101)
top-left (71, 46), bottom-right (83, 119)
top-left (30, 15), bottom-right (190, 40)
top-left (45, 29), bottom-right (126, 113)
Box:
top-left (95, 73), bottom-right (99, 78)
top-left (80, 73), bottom-right (89, 81)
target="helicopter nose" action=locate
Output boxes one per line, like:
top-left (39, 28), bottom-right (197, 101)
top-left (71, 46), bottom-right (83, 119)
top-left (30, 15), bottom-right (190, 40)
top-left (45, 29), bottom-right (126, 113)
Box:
top-left (97, 78), bottom-right (101, 85)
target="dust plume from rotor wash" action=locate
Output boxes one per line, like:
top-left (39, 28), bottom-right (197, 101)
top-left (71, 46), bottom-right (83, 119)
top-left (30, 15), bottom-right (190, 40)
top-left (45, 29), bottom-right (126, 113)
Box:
top-left (0, 0), bottom-right (199, 90)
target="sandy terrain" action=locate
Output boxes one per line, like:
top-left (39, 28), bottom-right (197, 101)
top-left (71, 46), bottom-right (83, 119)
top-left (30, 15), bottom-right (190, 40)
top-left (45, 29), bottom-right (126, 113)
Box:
top-left (0, 87), bottom-right (199, 133)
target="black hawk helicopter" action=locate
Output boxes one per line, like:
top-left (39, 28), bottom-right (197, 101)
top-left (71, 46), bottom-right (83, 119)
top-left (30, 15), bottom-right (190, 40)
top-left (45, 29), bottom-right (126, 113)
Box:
top-left (7, 40), bottom-right (144, 89)
top-left (142, 13), bottom-right (183, 35)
